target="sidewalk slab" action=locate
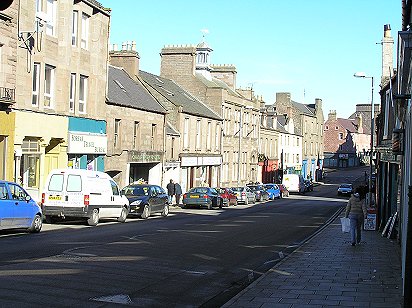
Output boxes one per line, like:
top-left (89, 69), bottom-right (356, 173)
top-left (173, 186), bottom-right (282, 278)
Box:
top-left (223, 216), bottom-right (403, 307)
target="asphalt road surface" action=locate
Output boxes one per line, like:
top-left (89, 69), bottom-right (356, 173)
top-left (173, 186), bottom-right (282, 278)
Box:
top-left (0, 170), bottom-right (364, 307)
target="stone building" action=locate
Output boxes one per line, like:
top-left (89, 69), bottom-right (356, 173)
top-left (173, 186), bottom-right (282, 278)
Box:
top-left (274, 92), bottom-right (324, 180)
top-left (140, 70), bottom-right (223, 192)
top-left (107, 45), bottom-right (167, 188)
top-left (323, 110), bottom-right (370, 168)
top-left (0, 0), bottom-right (17, 181)
top-left (160, 42), bottom-right (260, 187)
top-left (259, 103), bottom-right (302, 183)
top-left (12, 0), bottom-right (110, 200)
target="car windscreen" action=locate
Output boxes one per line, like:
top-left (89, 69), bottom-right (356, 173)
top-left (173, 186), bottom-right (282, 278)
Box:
top-left (190, 188), bottom-right (209, 194)
top-left (123, 186), bottom-right (149, 196)
top-left (340, 184), bottom-right (352, 188)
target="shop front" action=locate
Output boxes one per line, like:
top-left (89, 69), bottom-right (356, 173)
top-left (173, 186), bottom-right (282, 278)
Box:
top-left (180, 155), bottom-right (221, 193)
top-left (67, 117), bottom-right (107, 171)
top-left (14, 111), bottom-right (67, 202)
top-left (127, 150), bottom-right (163, 187)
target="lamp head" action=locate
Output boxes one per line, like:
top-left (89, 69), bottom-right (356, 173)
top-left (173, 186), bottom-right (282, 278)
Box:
top-left (354, 72), bottom-right (367, 78)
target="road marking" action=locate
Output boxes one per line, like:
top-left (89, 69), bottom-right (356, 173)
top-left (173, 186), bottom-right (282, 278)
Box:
top-left (90, 294), bottom-right (132, 304)
top-left (184, 270), bottom-right (206, 275)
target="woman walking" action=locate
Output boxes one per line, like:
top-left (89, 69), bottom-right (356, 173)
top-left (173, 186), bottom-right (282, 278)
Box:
top-left (345, 188), bottom-right (367, 246)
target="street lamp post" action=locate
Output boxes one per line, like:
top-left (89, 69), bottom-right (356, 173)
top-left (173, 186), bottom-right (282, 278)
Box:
top-left (354, 72), bottom-right (374, 207)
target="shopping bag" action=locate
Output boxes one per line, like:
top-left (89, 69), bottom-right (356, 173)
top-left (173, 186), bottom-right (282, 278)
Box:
top-left (340, 217), bottom-right (350, 233)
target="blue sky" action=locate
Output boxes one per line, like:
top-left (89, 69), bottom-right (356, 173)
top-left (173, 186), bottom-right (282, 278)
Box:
top-left (99, 0), bottom-right (401, 119)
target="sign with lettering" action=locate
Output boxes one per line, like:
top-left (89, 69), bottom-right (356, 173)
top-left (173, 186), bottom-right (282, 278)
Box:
top-left (128, 151), bottom-right (162, 163)
top-left (68, 132), bottom-right (107, 154)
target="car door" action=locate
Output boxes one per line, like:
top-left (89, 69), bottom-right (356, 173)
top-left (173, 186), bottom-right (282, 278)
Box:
top-left (155, 186), bottom-right (167, 211)
top-left (8, 183), bottom-right (34, 228)
top-left (0, 182), bottom-right (14, 229)
top-left (110, 180), bottom-right (123, 217)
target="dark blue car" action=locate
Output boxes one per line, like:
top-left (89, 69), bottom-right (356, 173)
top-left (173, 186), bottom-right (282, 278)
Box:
top-left (0, 180), bottom-right (42, 233)
top-left (121, 184), bottom-right (169, 219)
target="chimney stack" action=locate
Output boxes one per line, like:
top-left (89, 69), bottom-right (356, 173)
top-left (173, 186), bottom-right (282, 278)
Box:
top-left (109, 40), bottom-right (140, 79)
top-left (328, 110), bottom-right (337, 121)
top-left (381, 24), bottom-right (394, 83)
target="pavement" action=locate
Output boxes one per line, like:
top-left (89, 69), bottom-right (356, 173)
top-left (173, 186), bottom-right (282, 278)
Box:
top-left (223, 211), bottom-right (403, 308)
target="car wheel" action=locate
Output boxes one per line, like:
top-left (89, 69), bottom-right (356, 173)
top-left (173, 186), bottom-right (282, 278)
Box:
top-left (28, 214), bottom-right (42, 233)
top-left (45, 215), bottom-right (56, 224)
top-left (87, 209), bottom-right (99, 226)
top-left (117, 206), bottom-right (128, 223)
top-left (141, 205), bottom-right (150, 219)
top-left (161, 204), bottom-right (169, 217)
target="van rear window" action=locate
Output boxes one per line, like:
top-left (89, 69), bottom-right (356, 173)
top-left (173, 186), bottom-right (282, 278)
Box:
top-left (48, 174), bottom-right (64, 192)
top-left (67, 175), bottom-right (82, 192)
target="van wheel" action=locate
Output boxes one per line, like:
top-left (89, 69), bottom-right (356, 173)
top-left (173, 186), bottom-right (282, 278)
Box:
top-left (141, 205), bottom-right (150, 219)
top-left (161, 204), bottom-right (169, 217)
top-left (28, 214), bottom-right (42, 233)
top-left (117, 207), bottom-right (128, 223)
top-left (87, 209), bottom-right (99, 226)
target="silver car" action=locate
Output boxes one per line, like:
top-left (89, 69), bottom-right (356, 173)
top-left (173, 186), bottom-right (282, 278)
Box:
top-left (337, 184), bottom-right (353, 196)
top-left (231, 186), bottom-right (256, 205)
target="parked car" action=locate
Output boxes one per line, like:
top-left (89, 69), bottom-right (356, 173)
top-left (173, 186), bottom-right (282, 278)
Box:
top-left (121, 184), bottom-right (169, 219)
top-left (182, 187), bottom-right (223, 209)
top-left (247, 184), bottom-right (269, 202)
top-left (337, 184), bottom-right (353, 196)
top-left (231, 186), bottom-right (256, 205)
top-left (41, 169), bottom-right (129, 226)
top-left (216, 188), bottom-right (238, 206)
top-left (282, 174), bottom-right (305, 194)
top-left (263, 183), bottom-right (281, 199)
top-left (0, 180), bottom-right (42, 233)
top-left (304, 179), bottom-right (314, 192)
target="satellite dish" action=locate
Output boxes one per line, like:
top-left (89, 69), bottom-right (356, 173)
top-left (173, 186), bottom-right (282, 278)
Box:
top-left (0, 0), bottom-right (14, 11)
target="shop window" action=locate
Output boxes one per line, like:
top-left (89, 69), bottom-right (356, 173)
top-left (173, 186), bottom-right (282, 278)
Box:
top-left (21, 138), bottom-right (40, 188)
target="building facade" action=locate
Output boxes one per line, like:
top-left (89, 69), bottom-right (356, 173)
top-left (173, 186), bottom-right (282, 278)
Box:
top-left (160, 42), bottom-right (260, 187)
top-left (324, 110), bottom-right (371, 168)
top-left (140, 70), bottom-right (223, 192)
top-left (11, 0), bottom-right (110, 200)
top-left (0, 0), bottom-right (17, 181)
top-left (274, 92), bottom-right (324, 180)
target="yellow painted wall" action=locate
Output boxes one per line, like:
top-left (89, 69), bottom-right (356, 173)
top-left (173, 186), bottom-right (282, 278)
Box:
top-left (0, 111), bottom-right (15, 181)
top-left (14, 111), bottom-right (68, 200)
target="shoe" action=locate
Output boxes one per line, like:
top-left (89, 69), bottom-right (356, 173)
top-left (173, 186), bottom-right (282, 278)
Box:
top-left (351, 243), bottom-right (355, 246)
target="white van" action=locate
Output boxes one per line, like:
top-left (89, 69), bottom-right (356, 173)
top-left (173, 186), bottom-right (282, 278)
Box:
top-left (41, 169), bottom-right (129, 226)
top-left (282, 174), bottom-right (305, 194)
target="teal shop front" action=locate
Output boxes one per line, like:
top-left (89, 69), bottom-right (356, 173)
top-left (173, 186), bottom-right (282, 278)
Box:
top-left (67, 117), bottom-right (107, 171)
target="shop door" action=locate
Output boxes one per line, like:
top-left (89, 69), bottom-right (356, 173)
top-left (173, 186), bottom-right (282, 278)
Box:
top-left (45, 155), bottom-right (59, 178)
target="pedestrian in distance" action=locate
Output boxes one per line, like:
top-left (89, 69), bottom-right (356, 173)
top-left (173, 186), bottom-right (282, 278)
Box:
top-left (345, 188), bottom-right (367, 246)
top-left (174, 182), bottom-right (182, 206)
top-left (166, 179), bottom-right (175, 205)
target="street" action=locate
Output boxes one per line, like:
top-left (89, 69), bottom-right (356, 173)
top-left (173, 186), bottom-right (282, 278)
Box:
top-left (0, 168), bottom-right (368, 307)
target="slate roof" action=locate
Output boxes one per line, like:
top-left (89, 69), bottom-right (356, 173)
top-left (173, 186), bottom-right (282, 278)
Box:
top-left (82, 0), bottom-right (110, 16)
top-left (166, 122), bottom-right (180, 136)
top-left (291, 100), bottom-right (315, 116)
top-left (107, 66), bottom-right (166, 114)
top-left (140, 70), bottom-right (222, 121)
top-left (194, 72), bottom-right (244, 99)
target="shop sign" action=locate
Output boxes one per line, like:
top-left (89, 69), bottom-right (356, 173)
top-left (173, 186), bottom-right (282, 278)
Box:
top-left (381, 149), bottom-right (398, 163)
top-left (181, 156), bottom-right (222, 167)
top-left (128, 151), bottom-right (162, 163)
top-left (338, 153), bottom-right (349, 159)
top-left (68, 132), bottom-right (107, 154)
top-left (165, 161), bottom-right (180, 168)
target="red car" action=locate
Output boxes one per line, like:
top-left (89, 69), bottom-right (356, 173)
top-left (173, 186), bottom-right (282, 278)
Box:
top-left (216, 188), bottom-right (238, 206)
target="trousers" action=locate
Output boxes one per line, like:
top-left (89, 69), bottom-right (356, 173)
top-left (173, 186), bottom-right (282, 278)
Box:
top-left (349, 213), bottom-right (363, 244)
